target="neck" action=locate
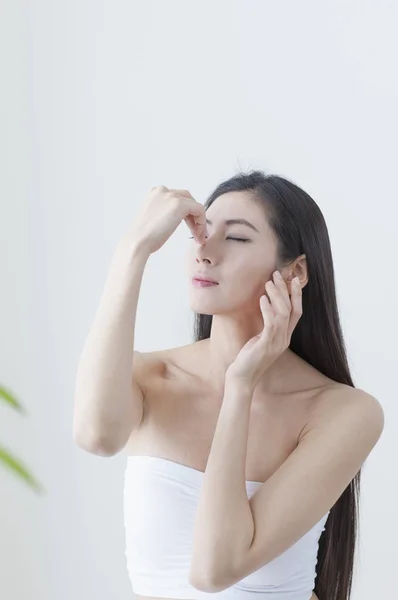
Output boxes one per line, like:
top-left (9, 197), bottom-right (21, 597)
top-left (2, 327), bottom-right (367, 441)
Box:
top-left (203, 313), bottom-right (296, 395)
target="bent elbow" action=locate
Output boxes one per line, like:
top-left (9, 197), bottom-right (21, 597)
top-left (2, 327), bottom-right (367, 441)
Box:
top-left (188, 571), bottom-right (227, 593)
top-left (73, 430), bottom-right (122, 457)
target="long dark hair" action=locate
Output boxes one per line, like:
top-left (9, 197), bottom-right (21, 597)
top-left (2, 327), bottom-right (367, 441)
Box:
top-left (193, 170), bottom-right (360, 600)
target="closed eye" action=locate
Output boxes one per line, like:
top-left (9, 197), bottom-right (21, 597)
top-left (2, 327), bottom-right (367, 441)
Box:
top-left (188, 236), bottom-right (250, 243)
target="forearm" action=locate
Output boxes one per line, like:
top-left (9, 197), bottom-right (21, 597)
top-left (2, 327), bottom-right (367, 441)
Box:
top-left (190, 376), bottom-right (255, 586)
top-left (73, 238), bottom-right (150, 450)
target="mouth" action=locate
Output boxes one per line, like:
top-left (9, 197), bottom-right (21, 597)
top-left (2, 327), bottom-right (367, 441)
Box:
top-left (192, 277), bottom-right (219, 287)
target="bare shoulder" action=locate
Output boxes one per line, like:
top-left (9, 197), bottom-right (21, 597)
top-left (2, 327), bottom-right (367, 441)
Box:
top-left (300, 382), bottom-right (385, 442)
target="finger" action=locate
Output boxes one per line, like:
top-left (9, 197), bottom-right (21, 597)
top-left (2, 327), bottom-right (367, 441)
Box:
top-left (165, 189), bottom-right (206, 242)
top-left (185, 216), bottom-right (207, 244)
top-left (168, 189), bottom-right (204, 220)
top-left (185, 219), bottom-right (203, 244)
top-left (183, 201), bottom-right (207, 243)
top-left (259, 294), bottom-right (275, 339)
top-left (186, 199), bottom-right (207, 242)
top-left (287, 278), bottom-right (303, 338)
top-left (272, 271), bottom-right (291, 310)
top-left (265, 280), bottom-right (290, 320)
top-left (167, 188), bottom-right (193, 197)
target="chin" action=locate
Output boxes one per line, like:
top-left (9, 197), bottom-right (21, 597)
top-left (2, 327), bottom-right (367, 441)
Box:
top-left (189, 295), bottom-right (236, 316)
top-left (189, 301), bottom-right (215, 315)
top-left (188, 294), bottom-right (220, 313)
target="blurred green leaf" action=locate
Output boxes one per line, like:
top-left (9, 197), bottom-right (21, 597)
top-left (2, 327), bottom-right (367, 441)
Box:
top-left (0, 384), bottom-right (43, 493)
top-left (0, 385), bottom-right (26, 414)
top-left (0, 445), bottom-right (44, 494)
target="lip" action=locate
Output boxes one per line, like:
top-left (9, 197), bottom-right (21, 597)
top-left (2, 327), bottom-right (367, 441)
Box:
top-left (192, 274), bottom-right (219, 284)
top-left (192, 279), bottom-right (218, 287)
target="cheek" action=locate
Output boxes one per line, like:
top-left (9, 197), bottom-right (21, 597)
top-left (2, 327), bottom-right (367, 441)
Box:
top-left (231, 261), bottom-right (267, 287)
top-left (226, 271), bottom-right (265, 304)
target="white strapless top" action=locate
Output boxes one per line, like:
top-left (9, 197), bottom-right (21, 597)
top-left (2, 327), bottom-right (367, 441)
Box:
top-left (123, 455), bottom-right (329, 599)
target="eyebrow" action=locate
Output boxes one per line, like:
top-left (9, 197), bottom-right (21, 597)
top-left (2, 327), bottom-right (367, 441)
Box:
top-left (205, 218), bottom-right (260, 234)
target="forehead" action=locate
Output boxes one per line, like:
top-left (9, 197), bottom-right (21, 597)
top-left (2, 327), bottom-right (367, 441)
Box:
top-left (206, 191), bottom-right (268, 229)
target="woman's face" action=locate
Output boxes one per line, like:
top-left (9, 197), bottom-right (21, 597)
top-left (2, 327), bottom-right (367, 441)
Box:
top-left (186, 191), bottom-right (280, 316)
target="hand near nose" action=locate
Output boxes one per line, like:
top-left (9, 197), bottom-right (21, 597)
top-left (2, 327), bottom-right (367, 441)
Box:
top-left (123, 186), bottom-right (208, 255)
top-left (226, 271), bottom-right (303, 388)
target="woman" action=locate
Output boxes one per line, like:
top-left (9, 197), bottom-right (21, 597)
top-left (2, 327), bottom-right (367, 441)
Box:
top-left (73, 170), bottom-right (384, 600)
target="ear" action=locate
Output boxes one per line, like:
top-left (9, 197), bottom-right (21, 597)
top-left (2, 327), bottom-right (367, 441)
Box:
top-left (283, 254), bottom-right (308, 295)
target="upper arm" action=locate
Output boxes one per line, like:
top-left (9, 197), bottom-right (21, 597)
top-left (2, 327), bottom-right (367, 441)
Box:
top-left (131, 350), bottom-right (145, 411)
top-left (129, 350), bottom-right (153, 431)
top-left (228, 389), bottom-right (385, 586)
top-left (125, 350), bottom-right (164, 441)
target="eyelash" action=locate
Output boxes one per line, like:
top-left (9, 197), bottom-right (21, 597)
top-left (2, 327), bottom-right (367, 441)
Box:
top-left (188, 236), bottom-right (250, 243)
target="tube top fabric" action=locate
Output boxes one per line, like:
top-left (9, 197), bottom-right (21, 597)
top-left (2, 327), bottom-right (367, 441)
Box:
top-left (124, 455), bottom-right (329, 599)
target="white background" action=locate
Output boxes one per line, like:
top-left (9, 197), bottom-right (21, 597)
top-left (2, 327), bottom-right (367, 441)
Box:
top-left (1, 1), bottom-right (397, 598)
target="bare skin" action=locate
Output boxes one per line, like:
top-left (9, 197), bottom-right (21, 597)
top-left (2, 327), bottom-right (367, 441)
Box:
top-left (126, 338), bottom-right (342, 600)
top-left (124, 189), bottom-right (349, 600)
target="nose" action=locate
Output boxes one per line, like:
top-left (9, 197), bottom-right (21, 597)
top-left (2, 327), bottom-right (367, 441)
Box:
top-left (196, 255), bottom-right (211, 264)
top-left (195, 236), bottom-right (213, 264)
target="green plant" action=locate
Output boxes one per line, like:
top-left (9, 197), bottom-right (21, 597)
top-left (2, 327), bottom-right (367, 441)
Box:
top-left (0, 385), bottom-right (44, 494)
